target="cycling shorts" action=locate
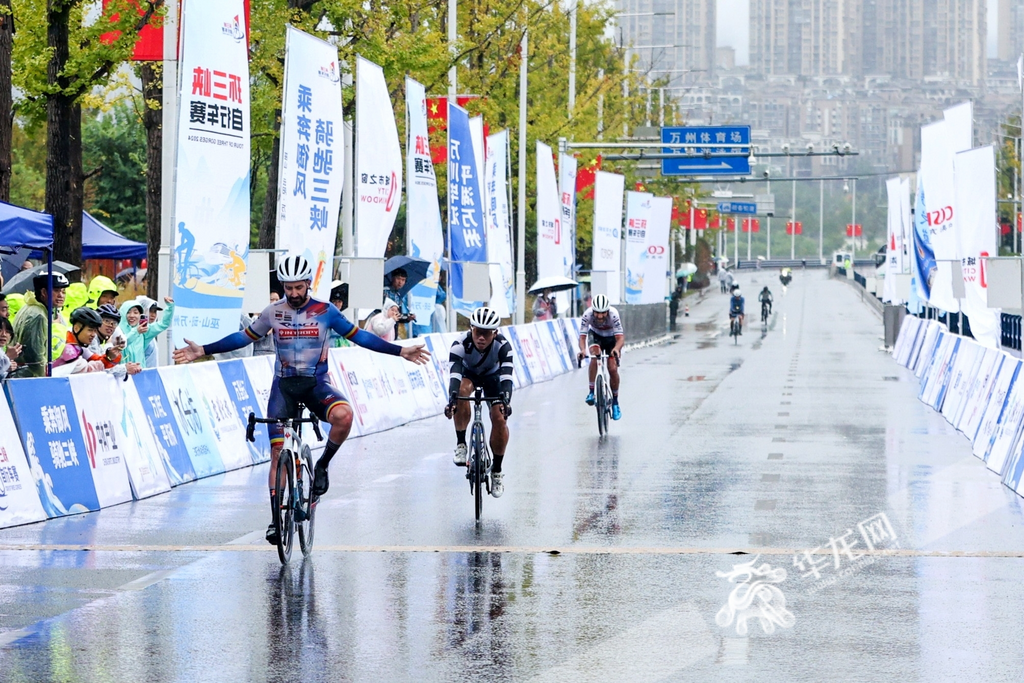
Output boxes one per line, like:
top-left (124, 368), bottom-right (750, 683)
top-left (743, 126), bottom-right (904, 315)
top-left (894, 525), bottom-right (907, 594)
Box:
top-left (587, 332), bottom-right (618, 354)
top-left (266, 376), bottom-right (347, 445)
top-left (461, 372), bottom-right (504, 406)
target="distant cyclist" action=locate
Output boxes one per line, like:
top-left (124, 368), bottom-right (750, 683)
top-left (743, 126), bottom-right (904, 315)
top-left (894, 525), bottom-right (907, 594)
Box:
top-left (577, 294), bottom-right (624, 420)
top-left (730, 288), bottom-right (745, 334)
top-left (444, 307), bottom-right (513, 498)
top-left (174, 255), bottom-right (431, 545)
top-left (758, 286), bottom-right (773, 318)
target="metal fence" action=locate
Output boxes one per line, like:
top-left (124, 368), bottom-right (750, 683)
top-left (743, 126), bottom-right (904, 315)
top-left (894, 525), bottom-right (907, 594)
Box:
top-left (617, 303), bottom-right (668, 342)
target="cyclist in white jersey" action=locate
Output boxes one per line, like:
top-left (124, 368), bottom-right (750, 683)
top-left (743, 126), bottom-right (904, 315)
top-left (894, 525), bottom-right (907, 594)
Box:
top-left (577, 294), bottom-right (625, 420)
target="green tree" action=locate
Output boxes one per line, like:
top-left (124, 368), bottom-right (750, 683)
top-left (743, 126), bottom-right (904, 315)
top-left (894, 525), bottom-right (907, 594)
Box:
top-left (82, 102), bottom-right (147, 242)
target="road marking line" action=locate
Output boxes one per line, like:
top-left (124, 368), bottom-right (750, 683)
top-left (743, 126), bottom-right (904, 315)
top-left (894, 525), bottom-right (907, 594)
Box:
top-left (1, 544), bottom-right (1023, 557)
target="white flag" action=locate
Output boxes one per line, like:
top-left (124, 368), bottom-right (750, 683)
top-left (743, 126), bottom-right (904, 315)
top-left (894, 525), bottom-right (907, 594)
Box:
top-left (642, 197), bottom-right (672, 304)
top-left (624, 190), bottom-right (653, 305)
top-left (954, 146), bottom-right (1000, 348)
top-left (535, 141), bottom-right (562, 281)
top-left (275, 26), bottom-right (343, 301)
top-left (355, 56), bottom-right (402, 258)
top-left (592, 171), bottom-right (624, 304)
top-left (920, 121), bottom-right (959, 313)
top-left (404, 76), bottom-right (444, 327)
top-left (486, 131), bottom-right (515, 317)
top-left (170, 0), bottom-right (251, 346)
top-left (555, 153), bottom-right (578, 316)
top-left (883, 177), bottom-right (904, 304)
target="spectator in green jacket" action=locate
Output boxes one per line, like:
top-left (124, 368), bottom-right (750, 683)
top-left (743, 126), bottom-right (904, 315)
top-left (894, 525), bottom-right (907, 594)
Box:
top-left (12, 272), bottom-right (70, 377)
top-left (86, 275), bottom-right (119, 308)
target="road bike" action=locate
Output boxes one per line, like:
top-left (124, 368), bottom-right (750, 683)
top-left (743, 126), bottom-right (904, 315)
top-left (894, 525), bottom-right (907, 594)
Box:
top-left (580, 351), bottom-right (615, 436)
top-left (761, 301), bottom-right (770, 328)
top-left (458, 388), bottom-right (502, 522)
top-left (248, 411), bottom-right (322, 564)
top-left (730, 315), bottom-right (742, 345)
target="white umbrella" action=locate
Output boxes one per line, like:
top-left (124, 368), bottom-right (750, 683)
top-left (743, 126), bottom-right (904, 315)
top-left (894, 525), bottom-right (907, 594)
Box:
top-left (528, 275), bottom-right (578, 294)
top-left (675, 263), bottom-right (697, 278)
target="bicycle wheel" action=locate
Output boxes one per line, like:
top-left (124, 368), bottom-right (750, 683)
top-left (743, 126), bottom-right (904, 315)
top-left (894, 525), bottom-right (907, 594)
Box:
top-left (471, 422), bottom-right (486, 521)
top-left (275, 452), bottom-right (295, 565)
top-left (297, 444), bottom-right (315, 558)
top-left (595, 376), bottom-right (607, 436)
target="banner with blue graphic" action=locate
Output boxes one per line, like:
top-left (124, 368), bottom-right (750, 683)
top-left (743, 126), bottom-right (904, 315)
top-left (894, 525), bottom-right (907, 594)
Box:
top-left (218, 359), bottom-right (271, 464)
top-left (447, 103), bottom-right (487, 315)
top-left (911, 171), bottom-right (935, 305)
top-left (4, 378), bottom-right (100, 517)
top-left (130, 371), bottom-right (197, 486)
top-left (0, 392), bottom-right (47, 527)
top-left (157, 367), bottom-right (225, 479)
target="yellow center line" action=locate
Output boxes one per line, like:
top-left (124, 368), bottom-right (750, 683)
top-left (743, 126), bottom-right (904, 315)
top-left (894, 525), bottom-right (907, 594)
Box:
top-left (0, 544), bottom-right (1022, 557)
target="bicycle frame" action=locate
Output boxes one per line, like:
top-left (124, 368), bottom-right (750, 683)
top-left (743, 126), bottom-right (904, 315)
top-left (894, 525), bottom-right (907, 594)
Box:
top-left (458, 388), bottom-right (502, 521)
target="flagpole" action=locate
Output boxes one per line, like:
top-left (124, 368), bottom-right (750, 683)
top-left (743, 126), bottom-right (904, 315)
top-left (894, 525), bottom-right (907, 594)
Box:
top-left (515, 26), bottom-right (528, 325)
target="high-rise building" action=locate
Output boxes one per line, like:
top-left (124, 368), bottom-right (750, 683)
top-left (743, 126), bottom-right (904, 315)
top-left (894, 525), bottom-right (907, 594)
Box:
top-left (749, 0), bottom-right (986, 84)
top-left (615, 0), bottom-right (716, 87)
top-left (997, 0), bottom-right (1024, 63)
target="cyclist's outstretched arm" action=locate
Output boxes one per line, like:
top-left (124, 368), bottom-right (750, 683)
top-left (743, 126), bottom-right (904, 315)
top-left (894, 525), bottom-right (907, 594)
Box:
top-left (173, 306), bottom-right (273, 363)
top-left (330, 310), bottom-right (430, 364)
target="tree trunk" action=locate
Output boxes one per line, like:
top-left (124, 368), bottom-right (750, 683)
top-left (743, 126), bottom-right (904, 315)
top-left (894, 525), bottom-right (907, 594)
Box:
top-left (0, 0), bottom-right (14, 202)
top-left (45, 0), bottom-right (82, 264)
top-left (141, 62), bottom-right (162, 299)
top-left (257, 109), bottom-right (281, 250)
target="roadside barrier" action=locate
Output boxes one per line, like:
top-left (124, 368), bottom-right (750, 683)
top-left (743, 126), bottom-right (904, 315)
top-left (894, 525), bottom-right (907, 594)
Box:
top-left (891, 315), bottom-right (1024, 498)
top-left (0, 319), bottom-right (582, 528)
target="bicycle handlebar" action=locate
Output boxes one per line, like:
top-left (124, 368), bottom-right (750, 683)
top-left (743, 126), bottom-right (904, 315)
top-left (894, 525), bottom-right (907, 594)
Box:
top-left (577, 351), bottom-right (621, 369)
top-left (247, 412), bottom-right (324, 443)
top-left (456, 395), bottom-right (504, 402)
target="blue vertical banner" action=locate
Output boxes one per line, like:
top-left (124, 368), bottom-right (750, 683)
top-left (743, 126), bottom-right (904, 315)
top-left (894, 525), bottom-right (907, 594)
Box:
top-left (4, 378), bottom-right (100, 517)
top-left (217, 359), bottom-right (271, 464)
top-left (447, 103), bottom-right (487, 315)
top-left (130, 370), bottom-right (197, 486)
top-left (911, 170), bottom-right (935, 306)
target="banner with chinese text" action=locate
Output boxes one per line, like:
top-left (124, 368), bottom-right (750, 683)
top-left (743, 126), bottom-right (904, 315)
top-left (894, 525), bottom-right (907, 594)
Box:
top-left (624, 190), bottom-right (653, 304)
top-left (405, 77), bottom-right (444, 333)
top-left (171, 0), bottom-right (252, 346)
top-left (355, 56), bottom-right (403, 260)
top-left (642, 197), bottom-right (671, 304)
top-left (275, 27), bottom-right (343, 301)
top-left (486, 131), bottom-right (516, 318)
top-left (447, 103), bottom-right (487, 315)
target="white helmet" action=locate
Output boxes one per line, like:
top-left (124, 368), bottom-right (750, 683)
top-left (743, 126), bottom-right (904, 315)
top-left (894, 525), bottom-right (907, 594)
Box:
top-left (733, 289), bottom-right (742, 298)
top-left (469, 306), bottom-right (501, 330)
top-left (277, 255), bottom-right (314, 283)
top-left (592, 294), bottom-right (610, 313)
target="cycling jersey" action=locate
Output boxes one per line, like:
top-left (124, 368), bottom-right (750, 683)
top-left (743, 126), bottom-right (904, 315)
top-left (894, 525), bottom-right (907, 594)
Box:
top-left (203, 297), bottom-right (402, 378)
top-left (448, 333), bottom-right (514, 400)
top-left (730, 296), bottom-right (745, 316)
top-left (580, 306), bottom-right (624, 338)
top-left (758, 291), bottom-right (773, 303)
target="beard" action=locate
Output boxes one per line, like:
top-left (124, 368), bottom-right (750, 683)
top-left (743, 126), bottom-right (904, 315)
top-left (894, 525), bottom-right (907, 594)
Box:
top-left (287, 293), bottom-right (307, 308)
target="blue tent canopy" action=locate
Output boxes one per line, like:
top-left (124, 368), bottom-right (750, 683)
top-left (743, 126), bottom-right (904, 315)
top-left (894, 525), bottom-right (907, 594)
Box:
top-left (82, 212), bottom-right (146, 260)
top-left (0, 201), bottom-right (54, 249)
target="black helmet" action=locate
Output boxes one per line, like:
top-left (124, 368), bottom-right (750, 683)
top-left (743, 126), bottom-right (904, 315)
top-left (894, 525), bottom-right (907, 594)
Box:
top-left (33, 271), bottom-right (70, 292)
top-left (96, 303), bottom-right (121, 322)
top-left (70, 306), bottom-right (103, 329)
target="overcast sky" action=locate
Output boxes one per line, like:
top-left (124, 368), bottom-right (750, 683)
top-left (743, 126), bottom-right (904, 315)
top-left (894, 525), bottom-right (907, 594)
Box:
top-left (715, 0), bottom-right (1000, 67)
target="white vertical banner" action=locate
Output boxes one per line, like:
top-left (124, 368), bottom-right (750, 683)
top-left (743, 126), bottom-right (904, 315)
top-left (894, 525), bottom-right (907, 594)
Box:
top-left (884, 177), bottom-right (905, 303)
top-left (624, 190), bottom-right (653, 304)
top-left (920, 121), bottom-right (960, 313)
top-left (642, 197), bottom-right (672, 304)
top-left (557, 153), bottom-right (578, 316)
top-left (592, 171), bottom-right (624, 304)
top-left (954, 145), bottom-right (1000, 348)
top-left (486, 131), bottom-right (515, 317)
top-left (901, 176), bottom-right (912, 270)
top-left (404, 77), bottom-right (444, 327)
top-left (944, 102), bottom-right (974, 154)
top-left (171, 0), bottom-right (251, 346)
top-left (355, 56), bottom-right (403, 258)
top-left (535, 141), bottom-right (563, 281)
top-left (275, 26), bottom-right (344, 300)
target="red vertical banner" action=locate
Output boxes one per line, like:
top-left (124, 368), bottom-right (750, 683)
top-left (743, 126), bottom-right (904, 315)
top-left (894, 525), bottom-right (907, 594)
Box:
top-left (726, 217), bottom-right (736, 232)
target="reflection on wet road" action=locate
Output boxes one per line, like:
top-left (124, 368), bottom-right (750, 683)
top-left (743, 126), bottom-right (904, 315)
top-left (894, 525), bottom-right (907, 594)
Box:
top-left (2, 270), bottom-right (1024, 681)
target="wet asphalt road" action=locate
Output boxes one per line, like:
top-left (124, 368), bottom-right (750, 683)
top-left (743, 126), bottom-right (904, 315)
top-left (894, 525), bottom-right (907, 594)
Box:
top-left (2, 270), bottom-right (1024, 682)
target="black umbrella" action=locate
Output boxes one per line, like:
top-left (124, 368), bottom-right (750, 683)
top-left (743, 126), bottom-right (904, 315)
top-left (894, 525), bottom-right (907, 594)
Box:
top-left (383, 256), bottom-right (432, 297)
top-left (0, 247), bottom-right (30, 286)
top-left (2, 261), bottom-right (80, 294)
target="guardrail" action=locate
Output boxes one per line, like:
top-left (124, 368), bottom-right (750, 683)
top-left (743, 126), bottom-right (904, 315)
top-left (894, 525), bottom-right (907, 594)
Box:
top-left (735, 258), bottom-right (876, 270)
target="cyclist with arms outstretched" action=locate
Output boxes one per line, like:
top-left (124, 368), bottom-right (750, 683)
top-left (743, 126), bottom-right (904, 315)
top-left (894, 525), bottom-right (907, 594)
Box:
top-left (444, 307), bottom-right (514, 497)
top-left (174, 256), bottom-right (430, 544)
top-left (577, 294), bottom-right (624, 420)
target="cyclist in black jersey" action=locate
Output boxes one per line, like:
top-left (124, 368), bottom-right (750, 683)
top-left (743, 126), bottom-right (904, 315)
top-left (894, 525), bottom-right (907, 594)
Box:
top-left (443, 307), bottom-right (514, 498)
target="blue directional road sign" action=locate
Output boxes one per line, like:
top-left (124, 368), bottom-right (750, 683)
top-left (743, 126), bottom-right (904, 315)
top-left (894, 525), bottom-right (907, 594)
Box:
top-left (717, 201), bottom-right (757, 215)
top-left (661, 126), bottom-right (751, 176)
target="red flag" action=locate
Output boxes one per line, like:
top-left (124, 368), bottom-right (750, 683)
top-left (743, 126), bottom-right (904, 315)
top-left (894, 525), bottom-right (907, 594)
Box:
top-left (694, 209), bottom-right (708, 230)
top-left (742, 218), bottom-right (760, 233)
top-left (576, 155), bottom-right (601, 200)
top-left (426, 95), bottom-right (480, 164)
top-left (786, 221), bottom-right (802, 235)
top-left (726, 217), bottom-right (736, 232)
top-left (710, 214), bottom-right (720, 229)
top-left (846, 224), bottom-right (862, 237)
top-left (102, 0), bottom-right (250, 61)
